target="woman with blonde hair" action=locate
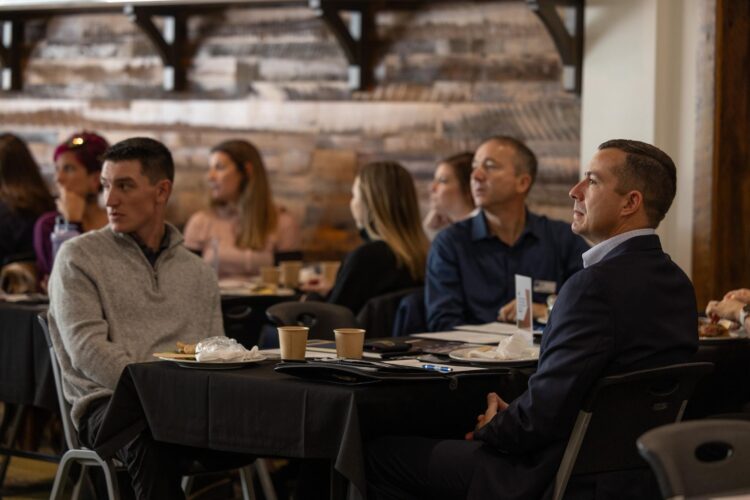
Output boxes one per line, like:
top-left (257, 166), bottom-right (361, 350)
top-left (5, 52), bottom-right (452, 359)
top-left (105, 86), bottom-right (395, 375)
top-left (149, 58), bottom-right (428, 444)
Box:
top-left (184, 139), bottom-right (300, 278)
top-left (0, 133), bottom-right (55, 267)
top-left (304, 161), bottom-right (429, 314)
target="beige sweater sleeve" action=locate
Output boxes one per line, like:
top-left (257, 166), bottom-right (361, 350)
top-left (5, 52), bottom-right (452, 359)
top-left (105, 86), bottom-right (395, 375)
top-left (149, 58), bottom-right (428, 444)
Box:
top-left (49, 242), bottom-right (134, 391)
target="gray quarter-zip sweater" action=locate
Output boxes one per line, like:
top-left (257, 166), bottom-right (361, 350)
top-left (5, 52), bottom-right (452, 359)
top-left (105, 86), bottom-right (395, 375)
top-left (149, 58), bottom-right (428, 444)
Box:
top-left (48, 223), bottom-right (223, 427)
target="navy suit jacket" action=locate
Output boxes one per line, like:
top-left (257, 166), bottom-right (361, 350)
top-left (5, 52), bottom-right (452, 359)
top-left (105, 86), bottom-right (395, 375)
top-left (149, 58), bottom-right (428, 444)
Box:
top-left (471, 234), bottom-right (698, 499)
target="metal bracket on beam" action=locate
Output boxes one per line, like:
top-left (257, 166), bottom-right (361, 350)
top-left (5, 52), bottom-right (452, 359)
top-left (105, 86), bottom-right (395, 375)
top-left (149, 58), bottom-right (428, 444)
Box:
top-left (310, 0), bottom-right (375, 90)
top-left (0, 18), bottom-right (24, 91)
top-left (527, 0), bottom-right (584, 94)
top-left (125, 5), bottom-right (188, 91)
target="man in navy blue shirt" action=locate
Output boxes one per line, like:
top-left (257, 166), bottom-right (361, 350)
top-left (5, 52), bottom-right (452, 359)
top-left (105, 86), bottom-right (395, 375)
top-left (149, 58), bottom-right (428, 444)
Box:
top-left (425, 136), bottom-right (589, 331)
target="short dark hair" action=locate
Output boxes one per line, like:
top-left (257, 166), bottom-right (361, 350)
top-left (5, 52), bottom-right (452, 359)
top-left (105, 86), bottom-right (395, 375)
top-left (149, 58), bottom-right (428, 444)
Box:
top-left (102, 137), bottom-right (174, 184)
top-left (483, 136), bottom-right (538, 186)
top-left (598, 139), bottom-right (676, 227)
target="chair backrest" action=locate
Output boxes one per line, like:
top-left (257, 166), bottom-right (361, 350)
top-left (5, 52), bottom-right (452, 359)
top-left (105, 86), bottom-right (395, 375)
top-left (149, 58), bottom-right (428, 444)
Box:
top-left (37, 313), bottom-right (80, 451)
top-left (274, 250), bottom-right (304, 265)
top-left (356, 287), bottom-right (422, 339)
top-left (637, 419), bottom-right (750, 499)
top-left (266, 301), bottom-right (358, 340)
top-left (553, 362), bottom-right (714, 500)
top-left (392, 287), bottom-right (426, 337)
top-left (221, 295), bottom-right (288, 349)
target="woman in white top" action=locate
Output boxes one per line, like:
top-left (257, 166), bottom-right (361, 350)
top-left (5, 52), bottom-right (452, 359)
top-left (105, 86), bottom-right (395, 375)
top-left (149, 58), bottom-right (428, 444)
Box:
top-left (183, 139), bottom-right (301, 278)
top-left (422, 152), bottom-right (476, 240)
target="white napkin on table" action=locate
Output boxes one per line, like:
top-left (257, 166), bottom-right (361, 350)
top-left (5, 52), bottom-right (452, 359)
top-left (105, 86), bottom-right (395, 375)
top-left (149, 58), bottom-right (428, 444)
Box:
top-left (467, 332), bottom-right (536, 360)
top-left (194, 336), bottom-right (263, 362)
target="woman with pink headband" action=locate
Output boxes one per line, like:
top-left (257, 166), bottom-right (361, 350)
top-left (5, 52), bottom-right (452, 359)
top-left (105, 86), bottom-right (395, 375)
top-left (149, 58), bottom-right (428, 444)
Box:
top-left (33, 131), bottom-right (109, 286)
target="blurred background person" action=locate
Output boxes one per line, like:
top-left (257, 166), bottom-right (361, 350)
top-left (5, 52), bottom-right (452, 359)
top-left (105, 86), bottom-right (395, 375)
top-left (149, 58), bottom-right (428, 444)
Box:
top-left (302, 161), bottom-right (429, 315)
top-left (706, 288), bottom-right (750, 331)
top-left (184, 139), bottom-right (301, 279)
top-left (423, 152), bottom-right (475, 240)
top-left (0, 133), bottom-right (55, 274)
top-left (33, 131), bottom-right (109, 288)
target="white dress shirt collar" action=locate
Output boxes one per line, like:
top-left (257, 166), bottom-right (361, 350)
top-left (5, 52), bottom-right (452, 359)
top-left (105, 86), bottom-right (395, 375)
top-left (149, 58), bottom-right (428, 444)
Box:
top-left (582, 228), bottom-right (656, 268)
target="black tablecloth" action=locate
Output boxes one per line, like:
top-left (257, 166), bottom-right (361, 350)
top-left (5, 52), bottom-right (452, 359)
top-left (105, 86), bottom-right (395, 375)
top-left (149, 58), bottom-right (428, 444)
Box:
top-left (0, 302), bottom-right (56, 411)
top-left (685, 337), bottom-right (750, 418)
top-left (94, 361), bottom-right (530, 496)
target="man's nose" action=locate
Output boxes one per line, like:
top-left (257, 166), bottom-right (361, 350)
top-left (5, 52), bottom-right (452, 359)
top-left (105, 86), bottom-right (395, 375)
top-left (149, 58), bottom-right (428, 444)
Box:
top-left (104, 189), bottom-right (118, 207)
top-left (471, 167), bottom-right (485, 182)
top-left (569, 179), bottom-right (585, 200)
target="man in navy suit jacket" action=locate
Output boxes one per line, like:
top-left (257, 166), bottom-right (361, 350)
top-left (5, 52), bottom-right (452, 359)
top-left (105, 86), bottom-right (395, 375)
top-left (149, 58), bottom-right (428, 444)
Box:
top-left (366, 140), bottom-right (698, 499)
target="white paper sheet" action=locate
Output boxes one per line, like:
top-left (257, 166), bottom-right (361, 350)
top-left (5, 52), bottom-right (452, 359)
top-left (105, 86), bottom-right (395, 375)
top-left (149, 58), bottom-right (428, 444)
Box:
top-left (454, 322), bottom-right (526, 335)
top-left (411, 330), bottom-right (509, 344)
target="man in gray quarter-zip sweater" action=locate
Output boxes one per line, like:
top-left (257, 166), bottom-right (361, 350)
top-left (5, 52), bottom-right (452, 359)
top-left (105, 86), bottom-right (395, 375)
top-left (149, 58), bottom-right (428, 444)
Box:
top-left (48, 137), bottom-right (252, 500)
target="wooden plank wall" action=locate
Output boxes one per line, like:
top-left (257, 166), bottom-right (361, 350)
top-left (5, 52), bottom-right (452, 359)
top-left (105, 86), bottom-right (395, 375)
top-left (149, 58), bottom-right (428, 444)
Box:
top-left (693, 0), bottom-right (750, 307)
top-left (0, 2), bottom-right (581, 257)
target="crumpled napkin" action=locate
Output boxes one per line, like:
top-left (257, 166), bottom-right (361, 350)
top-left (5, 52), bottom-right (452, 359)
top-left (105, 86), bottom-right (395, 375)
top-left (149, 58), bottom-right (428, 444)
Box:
top-left (195, 336), bottom-right (262, 362)
top-left (467, 332), bottom-right (536, 360)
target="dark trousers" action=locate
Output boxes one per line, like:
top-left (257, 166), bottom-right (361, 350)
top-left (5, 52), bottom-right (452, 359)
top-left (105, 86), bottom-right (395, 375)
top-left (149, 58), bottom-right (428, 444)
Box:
top-left (79, 397), bottom-right (255, 500)
top-left (366, 436), bottom-right (661, 500)
top-left (366, 436), bottom-right (482, 500)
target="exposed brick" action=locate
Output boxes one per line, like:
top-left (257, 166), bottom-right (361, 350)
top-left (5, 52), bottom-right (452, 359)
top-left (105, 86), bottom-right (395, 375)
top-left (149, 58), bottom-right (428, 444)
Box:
top-left (0, 1), bottom-right (581, 255)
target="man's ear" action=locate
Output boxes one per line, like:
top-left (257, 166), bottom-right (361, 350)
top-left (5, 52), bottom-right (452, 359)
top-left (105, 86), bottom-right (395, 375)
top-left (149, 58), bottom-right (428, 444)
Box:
top-left (156, 179), bottom-right (172, 204)
top-left (516, 173), bottom-right (532, 194)
top-left (621, 190), bottom-right (643, 216)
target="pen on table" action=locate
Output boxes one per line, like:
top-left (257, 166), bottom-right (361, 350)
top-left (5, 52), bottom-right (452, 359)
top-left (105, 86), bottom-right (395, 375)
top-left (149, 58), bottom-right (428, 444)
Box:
top-left (422, 364), bottom-right (453, 373)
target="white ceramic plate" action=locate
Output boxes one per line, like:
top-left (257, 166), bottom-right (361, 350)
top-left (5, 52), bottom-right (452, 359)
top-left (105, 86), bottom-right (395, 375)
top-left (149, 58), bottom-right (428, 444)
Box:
top-left (448, 346), bottom-right (539, 366)
top-left (219, 286), bottom-right (295, 297)
top-left (157, 355), bottom-right (266, 370)
top-left (698, 317), bottom-right (747, 340)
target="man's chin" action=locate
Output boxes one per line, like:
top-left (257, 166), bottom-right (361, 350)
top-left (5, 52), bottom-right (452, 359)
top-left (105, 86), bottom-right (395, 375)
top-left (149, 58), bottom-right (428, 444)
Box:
top-left (110, 222), bottom-right (131, 233)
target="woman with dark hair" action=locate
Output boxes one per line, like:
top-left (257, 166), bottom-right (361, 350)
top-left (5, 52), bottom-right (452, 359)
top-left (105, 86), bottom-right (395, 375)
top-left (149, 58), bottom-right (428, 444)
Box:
top-left (0, 133), bottom-right (55, 267)
top-left (423, 151), bottom-right (475, 240)
top-left (303, 161), bottom-right (429, 314)
top-left (33, 131), bottom-right (110, 283)
top-left (183, 139), bottom-right (300, 278)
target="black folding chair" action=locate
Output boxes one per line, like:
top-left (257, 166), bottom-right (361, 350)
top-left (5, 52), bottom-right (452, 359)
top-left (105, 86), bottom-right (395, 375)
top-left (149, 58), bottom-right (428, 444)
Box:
top-left (552, 362), bottom-right (714, 500)
top-left (222, 295), bottom-right (292, 349)
top-left (638, 419), bottom-right (750, 499)
top-left (356, 287), bottom-right (423, 339)
top-left (266, 301), bottom-right (358, 340)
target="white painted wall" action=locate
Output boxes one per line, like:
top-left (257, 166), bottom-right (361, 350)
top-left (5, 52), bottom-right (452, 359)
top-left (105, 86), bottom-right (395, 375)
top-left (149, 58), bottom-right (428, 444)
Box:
top-left (580, 0), bottom-right (700, 276)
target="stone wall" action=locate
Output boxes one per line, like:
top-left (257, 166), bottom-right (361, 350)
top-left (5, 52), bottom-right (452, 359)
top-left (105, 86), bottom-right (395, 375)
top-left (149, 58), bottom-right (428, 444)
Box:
top-left (0, 2), bottom-right (581, 258)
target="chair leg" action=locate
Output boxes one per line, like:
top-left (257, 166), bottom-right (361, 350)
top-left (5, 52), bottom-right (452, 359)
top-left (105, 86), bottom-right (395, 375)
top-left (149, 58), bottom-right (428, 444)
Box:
top-left (239, 464), bottom-right (257, 500)
top-left (50, 452), bottom-right (79, 500)
top-left (71, 464), bottom-right (88, 500)
top-left (181, 474), bottom-right (194, 495)
top-left (100, 459), bottom-right (121, 500)
top-left (0, 403), bottom-right (25, 488)
top-left (255, 459), bottom-right (277, 500)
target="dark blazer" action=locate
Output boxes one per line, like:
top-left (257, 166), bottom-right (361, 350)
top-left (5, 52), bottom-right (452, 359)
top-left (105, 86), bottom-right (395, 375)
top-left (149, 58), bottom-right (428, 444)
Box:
top-left (471, 234), bottom-right (698, 499)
